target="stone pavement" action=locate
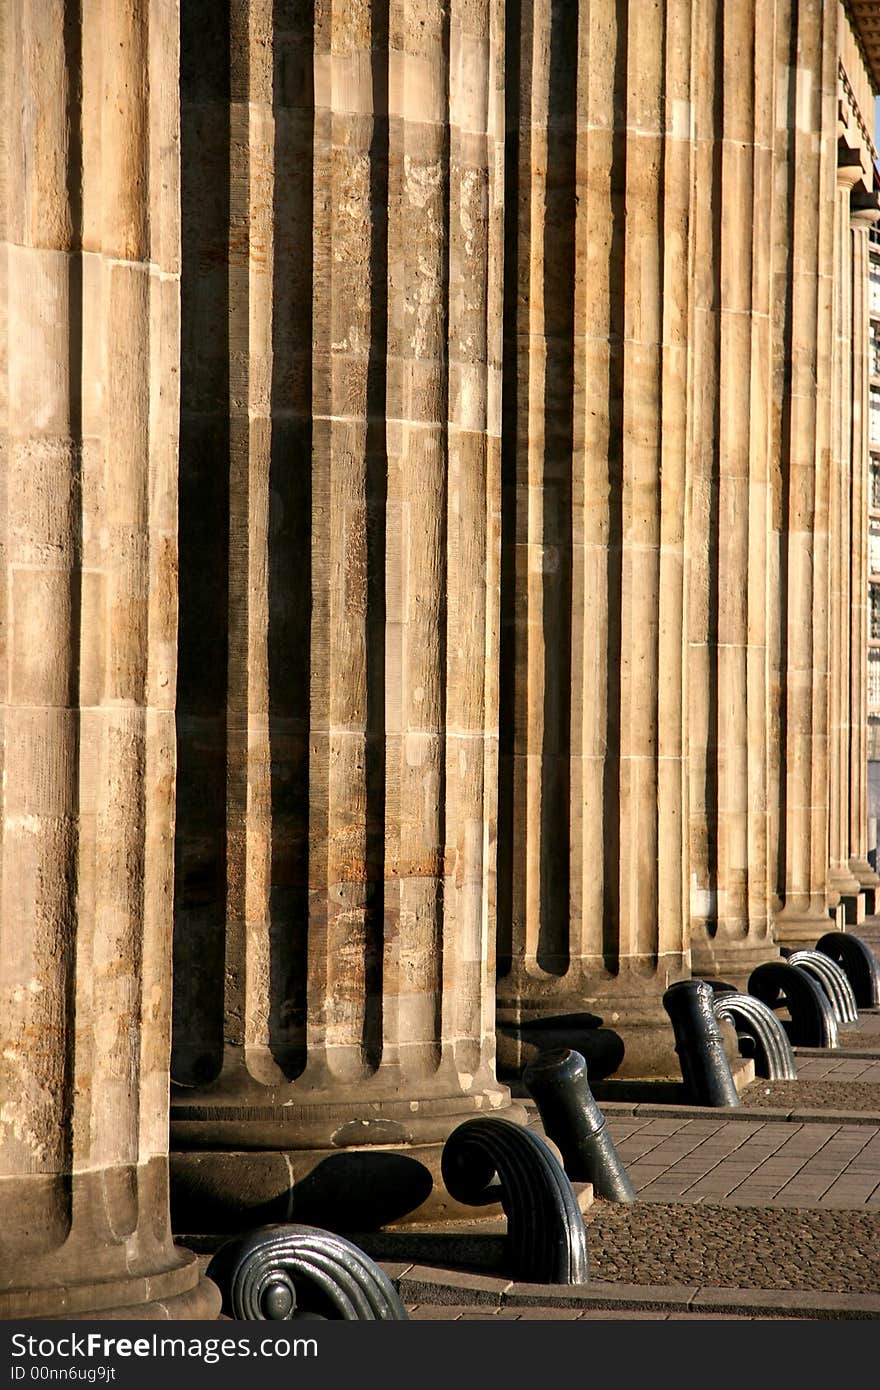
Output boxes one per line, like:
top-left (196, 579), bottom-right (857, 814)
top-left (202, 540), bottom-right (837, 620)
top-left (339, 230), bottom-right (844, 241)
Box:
top-left (606, 1113), bottom-right (880, 1205)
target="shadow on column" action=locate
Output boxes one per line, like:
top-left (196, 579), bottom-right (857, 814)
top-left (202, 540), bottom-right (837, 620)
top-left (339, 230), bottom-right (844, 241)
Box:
top-left (173, 0), bottom-right (231, 1087)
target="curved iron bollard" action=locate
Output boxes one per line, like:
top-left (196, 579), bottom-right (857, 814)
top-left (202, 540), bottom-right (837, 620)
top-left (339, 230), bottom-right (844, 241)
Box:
top-left (785, 950), bottom-right (858, 1025)
top-left (747, 961), bottom-right (839, 1049)
top-left (711, 992), bottom-right (797, 1080)
top-left (815, 931), bottom-right (880, 1009)
top-left (662, 979), bottom-right (741, 1106)
top-left (441, 1116), bottom-right (589, 1284)
top-left (523, 1048), bottom-right (635, 1202)
top-left (206, 1224), bottom-right (409, 1320)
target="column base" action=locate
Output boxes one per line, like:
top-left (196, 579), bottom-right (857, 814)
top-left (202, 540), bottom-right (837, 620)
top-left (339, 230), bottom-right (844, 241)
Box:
top-left (0, 1163), bottom-right (221, 1320)
top-left (170, 1132), bottom-right (530, 1236)
top-left (689, 936), bottom-right (780, 991)
top-left (849, 857), bottom-right (879, 915)
top-left (169, 1064), bottom-right (527, 1233)
top-left (1, 1271), bottom-right (222, 1322)
top-left (843, 892), bottom-right (867, 926)
top-left (772, 906), bottom-right (838, 950)
top-left (497, 963), bottom-right (691, 1081)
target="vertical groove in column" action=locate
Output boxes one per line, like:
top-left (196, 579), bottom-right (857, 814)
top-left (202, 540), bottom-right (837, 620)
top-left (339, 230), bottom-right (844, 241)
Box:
top-left (266, 0), bottom-right (314, 1079)
top-left (497, 0), bottom-right (577, 1007)
top-left (311, 0), bottom-right (382, 1082)
top-left (574, 0), bottom-right (613, 977)
top-left (689, 0), bottom-right (776, 980)
top-left (384, 0), bottom-right (448, 1081)
top-left (442, 0), bottom-right (503, 1079)
top-left (139, 0), bottom-right (183, 1169)
top-left (87, 0), bottom-right (150, 1196)
top-left (656, 0), bottom-right (690, 970)
top-left (222, 0), bottom-right (254, 1069)
top-left (172, 0), bottom-right (232, 1086)
top-left (767, 0), bottom-right (795, 924)
top-left (239, 0), bottom-right (276, 1080)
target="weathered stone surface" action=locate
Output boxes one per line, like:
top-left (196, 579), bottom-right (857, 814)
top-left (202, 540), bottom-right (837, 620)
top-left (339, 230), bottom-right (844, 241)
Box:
top-left (169, 0), bottom-right (522, 1218)
top-left (0, 0), bottom-right (217, 1320)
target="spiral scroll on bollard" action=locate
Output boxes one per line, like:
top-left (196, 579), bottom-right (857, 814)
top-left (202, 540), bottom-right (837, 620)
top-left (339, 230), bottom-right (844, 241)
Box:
top-left (711, 992), bottom-right (797, 1080)
top-left (441, 1117), bottom-right (589, 1284)
top-left (784, 950), bottom-right (859, 1025)
top-left (205, 1224), bottom-right (409, 1320)
top-left (747, 962), bottom-right (839, 1049)
top-left (815, 931), bottom-right (880, 1008)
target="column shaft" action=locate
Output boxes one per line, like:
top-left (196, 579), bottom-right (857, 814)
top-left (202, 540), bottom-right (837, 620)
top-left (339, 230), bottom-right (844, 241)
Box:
top-left (827, 154), bottom-right (865, 918)
top-left (772, 0), bottom-right (838, 946)
top-left (688, 0), bottom-right (776, 982)
top-left (170, 0), bottom-right (519, 1226)
top-left (849, 217), bottom-right (880, 900)
top-left (496, 0), bottom-right (691, 1079)
top-left (0, 0), bottom-right (217, 1318)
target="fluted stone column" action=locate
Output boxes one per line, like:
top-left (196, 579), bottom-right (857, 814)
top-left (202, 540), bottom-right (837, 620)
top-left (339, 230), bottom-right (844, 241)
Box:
top-left (772, 0), bottom-right (838, 947)
top-left (495, 0), bottom-right (691, 1080)
top-left (827, 133), bottom-right (868, 923)
top-left (688, 0), bottom-right (778, 984)
top-left (0, 0), bottom-right (218, 1318)
top-left (171, 0), bottom-right (520, 1228)
top-left (849, 194), bottom-right (880, 909)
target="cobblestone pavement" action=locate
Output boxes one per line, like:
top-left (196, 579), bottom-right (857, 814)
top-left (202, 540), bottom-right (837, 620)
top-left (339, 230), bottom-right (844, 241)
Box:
top-left (581, 1202), bottom-right (880, 1292)
top-left (743, 1078), bottom-right (880, 1108)
top-left (403, 1305), bottom-right (783, 1320)
top-left (607, 1114), bottom-right (880, 1205)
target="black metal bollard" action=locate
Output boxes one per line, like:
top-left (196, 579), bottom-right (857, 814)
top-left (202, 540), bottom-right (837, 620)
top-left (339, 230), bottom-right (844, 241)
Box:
top-left (711, 992), bottom-right (797, 1080)
top-left (815, 931), bottom-right (880, 1009)
top-left (662, 979), bottom-right (741, 1107)
top-left (206, 1224), bottom-right (409, 1320)
top-left (441, 1117), bottom-right (589, 1284)
top-left (748, 961), bottom-right (839, 1048)
top-left (523, 1048), bottom-right (635, 1202)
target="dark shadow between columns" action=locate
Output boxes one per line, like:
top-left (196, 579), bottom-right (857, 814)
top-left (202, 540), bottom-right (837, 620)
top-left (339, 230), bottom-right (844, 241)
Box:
top-left (172, 0), bottom-right (232, 1087)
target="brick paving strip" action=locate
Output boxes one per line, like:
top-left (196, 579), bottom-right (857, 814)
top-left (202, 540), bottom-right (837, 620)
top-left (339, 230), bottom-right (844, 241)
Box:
top-left (381, 1259), bottom-right (880, 1320)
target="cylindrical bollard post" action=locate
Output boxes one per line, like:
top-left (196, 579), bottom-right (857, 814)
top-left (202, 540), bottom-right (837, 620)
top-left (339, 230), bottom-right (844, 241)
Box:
top-left (662, 980), bottom-right (741, 1107)
top-left (523, 1049), bottom-right (636, 1202)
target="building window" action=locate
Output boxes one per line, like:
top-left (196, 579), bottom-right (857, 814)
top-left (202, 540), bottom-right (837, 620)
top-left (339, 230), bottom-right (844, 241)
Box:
top-left (872, 460), bottom-right (880, 513)
top-left (871, 322), bottom-right (880, 380)
top-left (871, 260), bottom-right (880, 317)
top-left (871, 386), bottom-right (880, 446)
top-left (870, 649), bottom-right (880, 713)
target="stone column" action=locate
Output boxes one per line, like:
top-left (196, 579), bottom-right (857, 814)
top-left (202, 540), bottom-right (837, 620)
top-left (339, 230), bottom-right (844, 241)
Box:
top-left (0, 0), bottom-right (218, 1318)
top-left (171, 0), bottom-right (520, 1229)
top-left (827, 134), bottom-right (868, 923)
top-left (688, 0), bottom-right (778, 984)
top-left (773, 0), bottom-right (838, 947)
top-left (849, 196), bottom-right (880, 908)
top-left (495, 0), bottom-right (691, 1080)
